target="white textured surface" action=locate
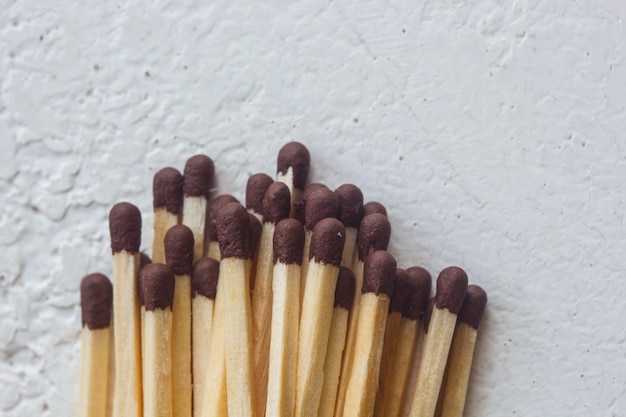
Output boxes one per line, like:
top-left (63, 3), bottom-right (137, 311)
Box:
top-left (1, 1), bottom-right (625, 415)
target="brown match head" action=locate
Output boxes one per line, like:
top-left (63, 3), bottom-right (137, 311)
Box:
top-left (109, 202), bottom-right (142, 254)
top-left (192, 258), bottom-right (220, 299)
top-left (309, 218), bottom-right (345, 267)
top-left (140, 263), bottom-right (175, 311)
top-left (434, 266), bottom-right (469, 315)
top-left (334, 266), bottom-right (356, 310)
top-left (263, 182), bottom-right (291, 224)
top-left (80, 273), bottom-right (113, 330)
top-left (294, 183), bottom-right (327, 224)
top-left (246, 173), bottom-right (273, 215)
top-left (335, 184), bottom-right (364, 229)
top-left (273, 218), bottom-right (305, 265)
top-left (363, 201), bottom-right (387, 217)
top-left (153, 167), bottom-right (183, 215)
top-left (140, 252), bottom-right (152, 269)
top-left (248, 213), bottom-right (263, 258)
top-left (277, 141), bottom-right (310, 190)
top-left (389, 269), bottom-right (412, 313)
top-left (164, 225), bottom-right (195, 275)
top-left (459, 285), bottom-right (487, 329)
top-left (403, 266), bottom-right (432, 319)
top-left (362, 250), bottom-right (397, 297)
top-left (357, 213), bottom-right (391, 260)
top-left (217, 202), bottom-right (250, 259)
top-left (183, 154), bottom-right (215, 198)
top-left (208, 194), bottom-right (239, 241)
top-left (304, 187), bottom-right (339, 231)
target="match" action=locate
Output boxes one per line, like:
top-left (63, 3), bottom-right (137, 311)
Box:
top-left (152, 167), bottom-right (183, 263)
top-left (206, 194), bottom-right (238, 260)
top-left (246, 173), bottom-right (274, 222)
top-left (182, 154), bottom-right (215, 263)
top-left (335, 184), bottom-right (364, 268)
top-left (276, 141), bottom-right (310, 216)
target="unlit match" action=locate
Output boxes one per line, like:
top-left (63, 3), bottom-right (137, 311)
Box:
top-left (152, 167), bottom-right (183, 264)
top-left (182, 155), bottom-right (214, 263)
top-left (276, 141), bottom-right (310, 217)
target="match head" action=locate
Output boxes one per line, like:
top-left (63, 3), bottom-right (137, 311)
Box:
top-left (389, 269), bottom-right (412, 313)
top-left (363, 201), bottom-right (387, 217)
top-left (304, 186), bottom-right (339, 231)
top-left (294, 183), bottom-right (328, 223)
top-left (80, 273), bottom-right (113, 330)
top-left (192, 258), bottom-right (220, 299)
top-left (140, 263), bottom-right (175, 311)
top-left (263, 182), bottom-right (291, 224)
top-left (309, 217), bottom-right (345, 267)
top-left (403, 266), bottom-right (432, 319)
top-left (246, 173), bottom-right (273, 215)
top-left (362, 250), bottom-right (397, 297)
top-left (277, 141), bottom-right (310, 190)
top-left (273, 218), bottom-right (305, 265)
top-left (248, 213), bottom-right (263, 258)
top-left (140, 252), bottom-right (152, 269)
top-left (183, 154), bottom-right (215, 198)
top-left (164, 224), bottom-right (195, 276)
top-left (334, 266), bottom-right (356, 310)
top-left (208, 194), bottom-right (239, 241)
top-left (434, 266), bottom-right (469, 315)
top-left (153, 167), bottom-right (183, 214)
top-left (217, 202), bottom-right (250, 259)
top-left (335, 184), bottom-right (364, 229)
top-left (459, 285), bottom-right (487, 329)
top-left (109, 202), bottom-right (142, 254)
top-left (357, 213), bottom-right (391, 260)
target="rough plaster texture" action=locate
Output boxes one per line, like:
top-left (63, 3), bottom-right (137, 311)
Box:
top-left (1, 0), bottom-right (625, 416)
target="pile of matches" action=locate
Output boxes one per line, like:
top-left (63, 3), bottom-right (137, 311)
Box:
top-left (78, 142), bottom-right (487, 417)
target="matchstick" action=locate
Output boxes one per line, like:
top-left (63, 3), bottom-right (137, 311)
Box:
top-left (276, 141), bottom-right (310, 216)
top-left (342, 250), bottom-right (397, 417)
top-left (335, 212), bottom-right (391, 417)
top-left (217, 202), bottom-right (257, 417)
top-left (293, 182), bottom-right (326, 224)
top-left (294, 217), bottom-right (345, 417)
top-left (108, 202), bottom-right (143, 417)
top-left (436, 285), bottom-right (487, 417)
top-left (248, 211), bottom-right (263, 290)
top-left (246, 173), bottom-right (273, 222)
top-left (182, 154), bottom-right (215, 262)
top-left (407, 267), bottom-right (468, 417)
top-left (152, 167), bottom-right (183, 263)
top-left (378, 267), bottom-right (431, 417)
top-left (335, 184), bottom-right (364, 268)
top-left (138, 252), bottom-right (151, 401)
top-left (251, 181), bottom-right (291, 416)
top-left (207, 194), bottom-right (238, 260)
top-left (363, 201), bottom-right (387, 217)
top-left (191, 257), bottom-right (220, 417)
top-left (78, 273), bottom-right (112, 417)
top-left (265, 218), bottom-right (305, 417)
top-left (140, 263), bottom-right (175, 417)
top-left (164, 225), bottom-right (195, 417)
top-left (318, 266), bottom-right (356, 417)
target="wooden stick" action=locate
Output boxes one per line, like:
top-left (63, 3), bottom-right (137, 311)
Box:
top-left (217, 202), bottom-right (257, 417)
top-left (318, 267), bottom-right (356, 417)
top-left (335, 184), bottom-right (364, 268)
top-left (294, 218), bottom-right (345, 417)
top-left (152, 167), bottom-right (183, 264)
top-left (78, 273), bottom-right (113, 417)
top-left (248, 211), bottom-right (263, 291)
top-left (137, 252), bottom-right (151, 406)
top-left (206, 194), bottom-right (238, 260)
top-left (276, 141), bottom-right (310, 217)
top-left (437, 285), bottom-right (487, 417)
top-left (407, 267), bottom-right (468, 417)
top-left (251, 182), bottom-right (291, 416)
top-left (265, 218), bottom-right (305, 417)
top-left (140, 264), bottom-right (175, 417)
top-left (246, 173), bottom-right (273, 222)
top-left (342, 250), bottom-right (397, 417)
top-left (182, 154), bottom-right (215, 263)
top-left (109, 202), bottom-right (143, 417)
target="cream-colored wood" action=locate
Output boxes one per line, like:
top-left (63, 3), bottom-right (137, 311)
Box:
top-left (182, 196), bottom-right (208, 263)
top-left (143, 308), bottom-right (173, 417)
top-left (172, 274), bottom-right (192, 417)
top-left (373, 310), bottom-right (404, 416)
top-left (340, 226), bottom-right (358, 268)
top-left (152, 208), bottom-right (179, 264)
top-left (192, 295), bottom-right (215, 417)
top-left (207, 241), bottom-right (221, 261)
top-left (276, 166), bottom-right (299, 218)
top-left (78, 327), bottom-right (110, 417)
top-left (298, 229), bottom-right (313, 306)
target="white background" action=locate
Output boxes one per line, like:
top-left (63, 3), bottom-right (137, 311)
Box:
top-left (1, 1), bottom-right (625, 416)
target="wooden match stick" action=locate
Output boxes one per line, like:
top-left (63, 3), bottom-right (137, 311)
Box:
top-left (152, 167), bottom-right (183, 263)
top-left (265, 218), bottom-right (305, 417)
top-left (342, 250), bottom-right (397, 417)
top-left (164, 225), bottom-right (195, 417)
top-left (377, 267), bottom-right (431, 417)
top-left (437, 285), bottom-right (487, 417)
top-left (182, 154), bottom-right (215, 263)
top-left (140, 263), bottom-right (175, 417)
top-left (78, 273), bottom-right (113, 417)
top-left (293, 182), bottom-right (326, 224)
top-left (363, 201), bottom-right (387, 217)
top-left (191, 258), bottom-right (220, 417)
top-left (108, 202), bottom-right (143, 417)
top-left (294, 217), bottom-right (345, 417)
top-left (246, 173), bottom-right (273, 222)
top-left (248, 211), bottom-right (263, 290)
top-left (276, 141), bottom-right (310, 217)
top-left (206, 194), bottom-right (238, 260)
top-left (138, 252), bottom-right (151, 403)
top-left (217, 202), bottom-right (257, 417)
top-left (335, 212), bottom-right (391, 417)
top-left (318, 266), bottom-right (356, 417)
top-left (251, 181), bottom-right (291, 416)
top-left (335, 184), bottom-right (364, 268)
top-left (407, 267), bottom-right (468, 417)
